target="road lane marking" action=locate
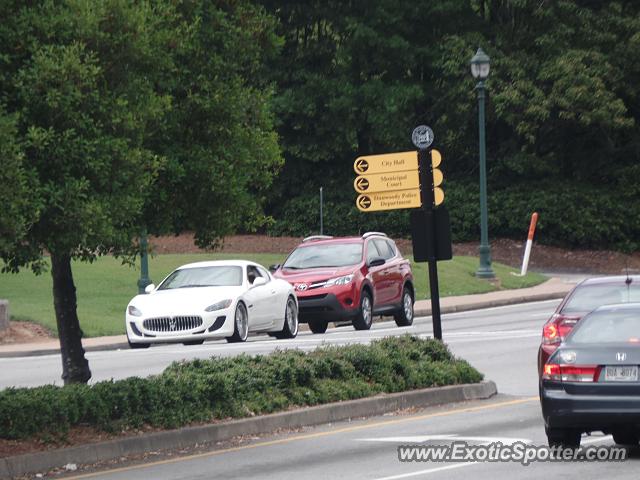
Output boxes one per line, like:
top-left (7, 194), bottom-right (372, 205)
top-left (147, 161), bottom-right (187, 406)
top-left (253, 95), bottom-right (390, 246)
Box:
top-left (4, 328), bottom-right (540, 369)
top-left (582, 434), bottom-right (612, 445)
top-left (2, 303), bottom-right (557, 362)
top-left (100, 329), bottom-right (541, 358)
top-left (373, 462), bottom-right (478, 480)
top-left (359, 434), bottom-right (531, 445)
top-left (1, 298), bottom-right (559, 352)
top-left (63, 397), bottom-right (538, 479)
top-left (414, 299), bottom-right (561, 320)
top-left (436, 330), bottom-right (540, 336)
top-left (442, 334), bottom-right (539, 344)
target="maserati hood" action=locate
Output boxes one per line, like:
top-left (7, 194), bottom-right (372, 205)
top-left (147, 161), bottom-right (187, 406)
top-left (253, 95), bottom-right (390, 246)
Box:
top-left (128, 286), bottom-right (243, 316)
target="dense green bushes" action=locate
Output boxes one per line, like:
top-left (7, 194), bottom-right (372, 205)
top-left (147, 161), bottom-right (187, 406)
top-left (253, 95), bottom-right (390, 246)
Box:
top-left (268, 181), bottom-right (639, 252)
top-left (0, 336), bottom-right (481, 441)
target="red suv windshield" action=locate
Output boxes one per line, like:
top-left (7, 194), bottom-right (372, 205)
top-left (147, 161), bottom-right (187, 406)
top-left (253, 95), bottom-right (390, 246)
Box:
top-left (282, 243), bottom-right (363, 269)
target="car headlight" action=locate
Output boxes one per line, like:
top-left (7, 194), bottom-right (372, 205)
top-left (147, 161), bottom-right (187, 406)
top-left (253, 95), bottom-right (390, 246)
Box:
top-left (324, 274), bottom-right (354, 287)
top-left (128, 305), bottom-right (143, 317)
top-left (205, 299), bottom-right (233, 312)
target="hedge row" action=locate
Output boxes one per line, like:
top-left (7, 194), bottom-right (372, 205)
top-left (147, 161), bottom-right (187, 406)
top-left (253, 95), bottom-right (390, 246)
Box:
top-left (0, 336), bottom-right (482, 440)
top-left (267, 181), bottom-right (639, 252)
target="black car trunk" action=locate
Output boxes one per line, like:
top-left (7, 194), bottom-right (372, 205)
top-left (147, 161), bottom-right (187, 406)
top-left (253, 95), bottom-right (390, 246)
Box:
top-left (558, 344), bottom-right (640, 395)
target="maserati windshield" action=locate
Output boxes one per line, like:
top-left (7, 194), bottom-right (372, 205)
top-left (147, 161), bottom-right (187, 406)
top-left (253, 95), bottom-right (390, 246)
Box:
top-left (158, 266), bottom-right (243, 290)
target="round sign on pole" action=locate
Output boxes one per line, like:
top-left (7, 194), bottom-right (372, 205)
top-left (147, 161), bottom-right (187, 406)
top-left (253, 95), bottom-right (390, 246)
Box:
top-left (411, 125), bottom-right (434, 150)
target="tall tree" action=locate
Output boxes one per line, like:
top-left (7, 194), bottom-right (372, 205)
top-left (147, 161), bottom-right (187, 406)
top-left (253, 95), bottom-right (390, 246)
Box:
top-left (0, 0), bottom-right (281, 383)
top-left (144, 1), bottom-right (283, 246)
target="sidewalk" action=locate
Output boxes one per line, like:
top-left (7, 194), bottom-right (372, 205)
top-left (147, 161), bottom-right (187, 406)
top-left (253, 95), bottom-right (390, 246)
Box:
top-left (0, 277), bottom-right (575, 358)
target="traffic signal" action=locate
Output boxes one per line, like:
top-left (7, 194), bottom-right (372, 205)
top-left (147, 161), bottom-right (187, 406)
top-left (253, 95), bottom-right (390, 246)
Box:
top-left (431, 149), bottom-right (444, 206)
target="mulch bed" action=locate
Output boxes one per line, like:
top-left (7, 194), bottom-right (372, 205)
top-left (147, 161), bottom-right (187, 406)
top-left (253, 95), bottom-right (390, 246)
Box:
top-left (151, 234), bottom-right (640, 275)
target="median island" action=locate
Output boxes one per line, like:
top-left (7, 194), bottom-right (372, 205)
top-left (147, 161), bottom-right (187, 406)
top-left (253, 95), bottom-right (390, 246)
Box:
top-left (0, 336), bottom-right (481, 452)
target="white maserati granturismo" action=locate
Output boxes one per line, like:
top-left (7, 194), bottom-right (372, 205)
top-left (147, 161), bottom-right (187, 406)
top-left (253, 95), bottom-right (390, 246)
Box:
top-left (125, 260), bottom-right (298, 348)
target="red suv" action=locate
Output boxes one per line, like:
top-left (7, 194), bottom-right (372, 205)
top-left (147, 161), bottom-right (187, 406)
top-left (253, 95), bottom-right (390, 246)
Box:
top-left (272, 233), bottom-right (415, 333)
top-left (537, 275), bottom-right (640, 375)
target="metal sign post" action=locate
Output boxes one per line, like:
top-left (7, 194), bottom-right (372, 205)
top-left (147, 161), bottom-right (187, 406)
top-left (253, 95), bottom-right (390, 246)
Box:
top-left (412, 125), bottom-right (443, 341)
top-left (352, 127), bottom-right (451, 341)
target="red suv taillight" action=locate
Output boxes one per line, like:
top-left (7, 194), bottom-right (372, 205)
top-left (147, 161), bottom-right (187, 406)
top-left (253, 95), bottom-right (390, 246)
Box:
top-left (541, 314), bottom-right (580, 345)
top-left (542, 363), bottom-right (600, 382)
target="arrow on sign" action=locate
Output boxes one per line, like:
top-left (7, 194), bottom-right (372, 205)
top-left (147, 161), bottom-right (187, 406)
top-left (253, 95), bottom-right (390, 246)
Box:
top-left (355, 159), bottom-right (369, 174)
top-left (355, 177), bottom-right (370, 191)
top-left (358, 195), bottom-right (372, 210)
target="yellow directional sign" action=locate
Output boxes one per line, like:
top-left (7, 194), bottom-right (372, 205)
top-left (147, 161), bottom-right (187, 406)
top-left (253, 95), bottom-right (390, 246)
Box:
top-left (433, 169), bottom-right (443, 187)
top-left (431, 149), bottom-right (444, 206)
top-left (353, 151), bottom-right (418, 175)
top-left (356, 189), bottom-right (422, 212)
top-left (431, 149), bottom-right (442, 168)
top-left (354, 170), bottom-right (420, 194)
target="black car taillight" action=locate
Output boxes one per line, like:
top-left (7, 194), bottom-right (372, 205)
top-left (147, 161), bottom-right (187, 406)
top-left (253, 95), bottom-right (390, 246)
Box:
top-left (542, 363), bottom-right (600, 382)
top-left (541, 314), bottom-right (580, 345)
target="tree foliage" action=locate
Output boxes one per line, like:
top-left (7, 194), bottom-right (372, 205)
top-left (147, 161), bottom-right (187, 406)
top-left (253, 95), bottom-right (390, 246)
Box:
top-left (261, 0), bottom-right (640, 250)
top-left (0, 110), bottom-right (34, 255)
top-left (0, 0), bottom-right (281, 383)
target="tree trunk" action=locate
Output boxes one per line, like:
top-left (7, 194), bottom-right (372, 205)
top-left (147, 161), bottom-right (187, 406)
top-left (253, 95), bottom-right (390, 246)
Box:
top-left (51, 253), bottom-right (91, 384)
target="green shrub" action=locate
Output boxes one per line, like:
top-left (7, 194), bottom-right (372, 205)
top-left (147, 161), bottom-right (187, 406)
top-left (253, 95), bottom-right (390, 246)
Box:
top-left (0, 336), bottom-right (482, 441)
top-left (267, 181), bottom-right (640, 252)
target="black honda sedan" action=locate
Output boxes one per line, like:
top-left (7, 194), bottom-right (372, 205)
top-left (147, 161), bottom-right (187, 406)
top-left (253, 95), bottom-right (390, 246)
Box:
top-left (540, 303), bottom-right (640, 447)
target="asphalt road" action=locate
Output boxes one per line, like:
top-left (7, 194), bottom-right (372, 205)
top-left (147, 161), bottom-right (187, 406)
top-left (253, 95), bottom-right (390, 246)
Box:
top-left (0, 300), bottom-right (557, 391)
top-left (61, 396), bottom-right (639, 480)
top-left (48, 298), bottom-right (640, 480)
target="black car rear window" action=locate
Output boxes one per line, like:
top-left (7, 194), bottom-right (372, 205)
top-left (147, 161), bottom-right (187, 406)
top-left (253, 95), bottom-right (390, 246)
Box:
top-left (562, 284), bottom-right (640, 313)
top-left (283, 243), bottom-right (363, 269)
top-left (569, 309), bottom-right (640, 344)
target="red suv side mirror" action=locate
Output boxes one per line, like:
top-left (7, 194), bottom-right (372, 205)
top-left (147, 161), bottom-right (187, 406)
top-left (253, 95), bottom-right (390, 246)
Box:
top-left (367, 257), bottom-right (386, 268)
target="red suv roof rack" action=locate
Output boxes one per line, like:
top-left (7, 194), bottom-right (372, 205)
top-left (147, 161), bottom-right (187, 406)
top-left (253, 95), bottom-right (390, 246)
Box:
top-left (302, 235), bottom-right (334, 242)
top-left (362, 232), bottom-right (388, 239)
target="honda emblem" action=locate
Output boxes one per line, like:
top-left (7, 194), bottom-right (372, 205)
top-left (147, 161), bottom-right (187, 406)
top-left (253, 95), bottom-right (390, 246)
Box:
top-left (616, 352), bottom-right (627, 362)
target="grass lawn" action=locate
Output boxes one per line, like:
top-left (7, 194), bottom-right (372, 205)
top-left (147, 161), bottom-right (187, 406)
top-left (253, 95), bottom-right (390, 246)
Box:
top-left (0, 253), bottom-right (545, 337)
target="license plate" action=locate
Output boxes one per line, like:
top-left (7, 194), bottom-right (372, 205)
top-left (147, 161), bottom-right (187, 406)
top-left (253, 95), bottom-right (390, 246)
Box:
top-left (604, 365), bottom-right (638, 382)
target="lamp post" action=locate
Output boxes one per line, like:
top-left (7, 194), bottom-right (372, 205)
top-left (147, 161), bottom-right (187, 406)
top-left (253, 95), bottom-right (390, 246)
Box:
top-left (470, 47), bottom-right (495, 279)
top-left (137, 228), bottom-right (152, 294)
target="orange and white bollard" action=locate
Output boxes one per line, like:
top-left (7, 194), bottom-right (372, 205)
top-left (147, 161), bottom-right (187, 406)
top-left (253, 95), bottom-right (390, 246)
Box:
top-left (520, 212), bottom-right (539, 276)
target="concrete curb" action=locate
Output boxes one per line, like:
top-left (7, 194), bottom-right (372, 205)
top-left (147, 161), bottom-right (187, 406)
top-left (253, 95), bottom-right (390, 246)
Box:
top-left (413, 291), bottom-right (567, 318)
top-left (0, 381), bottom-right (497, 478)
top-left (0, 342), bottom-right (131, 359)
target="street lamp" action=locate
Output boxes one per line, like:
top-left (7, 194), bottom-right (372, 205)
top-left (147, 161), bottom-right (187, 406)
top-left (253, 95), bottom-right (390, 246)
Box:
top-left (470, 47), bottom-right (495, 279)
